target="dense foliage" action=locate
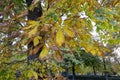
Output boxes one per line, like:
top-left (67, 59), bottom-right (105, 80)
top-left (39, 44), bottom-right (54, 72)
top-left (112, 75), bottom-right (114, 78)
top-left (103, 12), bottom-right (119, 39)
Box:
top-left (0, 0), bottom-right (120, 79)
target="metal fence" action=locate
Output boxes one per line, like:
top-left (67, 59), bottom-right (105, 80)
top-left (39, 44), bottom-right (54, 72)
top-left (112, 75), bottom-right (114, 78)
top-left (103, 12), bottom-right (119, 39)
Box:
top-left (67, 75), bottom-right (120, 80)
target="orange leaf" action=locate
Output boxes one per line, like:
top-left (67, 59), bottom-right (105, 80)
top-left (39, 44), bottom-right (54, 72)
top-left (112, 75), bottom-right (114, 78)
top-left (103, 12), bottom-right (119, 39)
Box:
top-left (97, 51), bottom-right (104, 57)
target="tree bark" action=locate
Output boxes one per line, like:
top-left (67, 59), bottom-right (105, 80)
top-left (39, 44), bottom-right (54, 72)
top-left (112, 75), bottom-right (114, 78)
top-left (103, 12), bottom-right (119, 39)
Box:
top-left (26, 0), bottom-right (43, 64)
top-left (26, 0), bottom-right (42, 20)
top-left (103, 58), bottom-right (107, 73)
top-left (92, 65), bottom-right (96, 75)
top-left (72, 62), bottom-right (75, 80)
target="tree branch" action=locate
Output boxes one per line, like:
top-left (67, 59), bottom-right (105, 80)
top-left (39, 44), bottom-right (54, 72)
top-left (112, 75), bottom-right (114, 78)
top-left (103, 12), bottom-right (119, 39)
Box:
top-left (3, 59), bottom-right (26, 65)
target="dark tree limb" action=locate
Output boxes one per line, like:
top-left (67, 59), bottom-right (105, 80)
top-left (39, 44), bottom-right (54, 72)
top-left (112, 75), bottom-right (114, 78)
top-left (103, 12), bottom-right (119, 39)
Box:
top-left (26, 0), bottom-right (43, 64)
top-left (3, 59), bottom-right (26, 65)
top-left (26, 0), bottom-right (42, 20)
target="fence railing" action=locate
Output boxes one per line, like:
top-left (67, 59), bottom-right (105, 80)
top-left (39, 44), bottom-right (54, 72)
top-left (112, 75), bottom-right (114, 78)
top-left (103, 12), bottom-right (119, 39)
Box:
top-left (67, 75), bottom-right (120, 80)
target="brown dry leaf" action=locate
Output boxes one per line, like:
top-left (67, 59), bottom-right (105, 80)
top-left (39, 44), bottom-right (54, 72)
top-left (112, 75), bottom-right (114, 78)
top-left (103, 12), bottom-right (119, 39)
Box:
top-left (29, 48), bottom-right (33, 55)
top-left (5, 3), bottom-right (14, 12)
top-left (16, 9), bottom-right (28, 19)
top-left (55, 51), bottom-right (63, 62)
top-left (49, 45), bottom-right (59, 50)
top-left (32, 44), bottom-right (43, 55)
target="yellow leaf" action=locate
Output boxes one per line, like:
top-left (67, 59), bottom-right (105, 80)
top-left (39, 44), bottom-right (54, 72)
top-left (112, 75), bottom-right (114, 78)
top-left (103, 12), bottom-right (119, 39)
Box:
top-left (28, 70), bottom-right (38, 80)
top-left (85, 46), bottom-right (92, 52)
top-left (56, 29), bottom-right (65, 46)
top-left (33, 36), bottom-right (42, 46)
top-left (23, 20), bottom-right (39, 30)
top-left (90, 49), bottom-right (96, 56)
top-left (80, 41), bottom-right (88, 47)
top-left (69, 40), bottom-right (78, 48)
top-left (64, 27), bottom-right (75, 38)
top-left (97, 51), bottom-right (104, 57)
top-left (39, 45), bottom-right (49, 59)
top-left (28, 20), bottom-right (39, 25)
top-left (23, 25), bottom-right (34, 30)
top-left (28, 26), bottom-right (38, 38)
top-left (64, 19), bottom-right (71, 26)
top-left (54, 22), bottom-right (59, 28)
top-left (58, 18), bottom-right (62, 24)
top-left (112, 0), bottom-right (119, 6)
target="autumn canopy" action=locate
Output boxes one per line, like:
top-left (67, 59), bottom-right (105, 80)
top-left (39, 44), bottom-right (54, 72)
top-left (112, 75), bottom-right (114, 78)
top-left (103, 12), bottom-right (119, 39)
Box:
top-left (0, 0), bottom-right (120, 79)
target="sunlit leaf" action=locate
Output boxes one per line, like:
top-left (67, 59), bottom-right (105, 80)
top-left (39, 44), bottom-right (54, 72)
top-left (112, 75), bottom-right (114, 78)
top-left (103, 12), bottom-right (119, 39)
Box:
top-left (97, 51), bottom-right (103, 57)
top-left (58, 18), bottom-right (62, 24)
top-left (39, 45), bottom-right (49, 59)
top-left (85, 46), bottom-right (92, 52)
top-left (112, 0), bottom-right (119, 6)
top-left (90, 49), bottom-right (97, 56)
top-left (33, 36), bottom-right (42, 46)
top-left (56, 29), bottom-right (65, 46)
top-left (23, 25), bottom-right (34, 30)
top-left (28, 70), bottom-right (38, 80)
top-left (64, 27), bottom-right (75, 38)
top-left (68, 40), bottom-right (78, 48)
top-left (23, 20), bottom-right (39, 30)
top-left (28, 26), bottom-right (38, 38)
top-left (28, 20), bottom-right (39, 25)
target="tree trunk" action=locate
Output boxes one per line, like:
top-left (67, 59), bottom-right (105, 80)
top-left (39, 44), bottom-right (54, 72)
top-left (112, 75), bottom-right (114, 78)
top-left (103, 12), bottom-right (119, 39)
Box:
top-left (92, 66), bottom-right (96, 75)
top-left (103, 58), bottom-right (107, 74)
top-left (103, 58), bottom-right (108, 80)
top-left (65, 67), bottom-right (69, 80)
top-left (26, 0), bottom-right (43, 64)
top-left (72, 62), bottom-right (75, 80)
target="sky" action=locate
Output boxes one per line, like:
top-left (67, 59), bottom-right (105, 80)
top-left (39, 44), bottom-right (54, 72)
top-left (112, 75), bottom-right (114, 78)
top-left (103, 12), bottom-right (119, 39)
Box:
top-left (61, 11), bottom-right (120, 58)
